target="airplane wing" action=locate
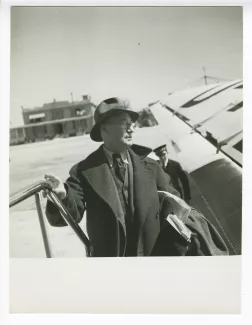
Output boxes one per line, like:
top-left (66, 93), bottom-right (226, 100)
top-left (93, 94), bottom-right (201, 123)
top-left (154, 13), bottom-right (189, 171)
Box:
top-left (147, 80), bottom-right (242, 255)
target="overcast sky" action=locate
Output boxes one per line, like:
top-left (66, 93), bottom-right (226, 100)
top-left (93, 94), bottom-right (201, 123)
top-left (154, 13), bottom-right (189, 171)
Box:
top-left (10, 6), bottom-right (243, 126)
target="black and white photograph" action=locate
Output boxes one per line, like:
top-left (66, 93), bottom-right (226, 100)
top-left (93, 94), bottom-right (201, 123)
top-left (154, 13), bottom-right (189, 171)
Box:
top-left (6, 4), bottom-right (245, 315)
top-left (9, 6), bottom-right (242, 258)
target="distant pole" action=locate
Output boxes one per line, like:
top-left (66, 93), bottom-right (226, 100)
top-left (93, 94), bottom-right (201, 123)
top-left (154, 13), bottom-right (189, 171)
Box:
top-left (202, 66), bottom-right (208, 85)
top-left (70, 92), bottom-right (74, 103)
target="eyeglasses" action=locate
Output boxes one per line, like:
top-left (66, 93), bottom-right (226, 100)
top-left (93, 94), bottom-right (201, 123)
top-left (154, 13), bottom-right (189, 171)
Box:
top-left (119, 121), bottom-right (136, 131)
top-left (107, 121), bottom-right (136, 131)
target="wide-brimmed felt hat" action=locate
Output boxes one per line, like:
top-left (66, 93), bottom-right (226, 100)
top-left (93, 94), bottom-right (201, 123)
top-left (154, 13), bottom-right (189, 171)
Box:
top-left (90, 97), bottom-right (139, 142)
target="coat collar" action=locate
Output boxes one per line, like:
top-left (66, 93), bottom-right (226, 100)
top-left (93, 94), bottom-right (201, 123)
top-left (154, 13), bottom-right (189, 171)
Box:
top-left (82, 145), bottom-right (154, 226)
top-left (103, 145), bottom-right (129, 167)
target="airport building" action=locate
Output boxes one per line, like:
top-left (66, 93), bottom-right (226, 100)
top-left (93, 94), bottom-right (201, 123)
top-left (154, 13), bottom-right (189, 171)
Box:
top-left (10, 95), bottom-right (96, 145)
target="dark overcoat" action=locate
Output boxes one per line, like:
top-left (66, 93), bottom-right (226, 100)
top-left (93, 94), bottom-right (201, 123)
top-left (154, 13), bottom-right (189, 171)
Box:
top-left (152, 201), bottom-right (229, 256)
top-left (45, 145), bottom-right (179, 257)
top-left (164, 159), bottom-right (191, 201)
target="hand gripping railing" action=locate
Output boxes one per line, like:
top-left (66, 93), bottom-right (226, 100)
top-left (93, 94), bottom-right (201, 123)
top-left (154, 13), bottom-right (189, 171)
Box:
top-left (9, 181), bottom-right (91, 258)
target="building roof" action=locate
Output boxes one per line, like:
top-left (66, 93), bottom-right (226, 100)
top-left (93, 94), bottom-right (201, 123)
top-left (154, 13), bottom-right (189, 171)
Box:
top-left (23, 99), bottom-right (96, 113)
top-left (10, 115), bottom-right (93, 129)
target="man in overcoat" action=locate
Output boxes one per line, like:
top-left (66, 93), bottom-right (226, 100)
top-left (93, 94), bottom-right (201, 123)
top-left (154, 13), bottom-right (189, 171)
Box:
top-left (45, 97), bottom-right (179, 257)
top-left (154, 145), bottom-right (191, 204)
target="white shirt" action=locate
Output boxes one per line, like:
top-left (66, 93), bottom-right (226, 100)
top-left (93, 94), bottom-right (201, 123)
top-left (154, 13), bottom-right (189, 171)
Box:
top-left (163, 156), bottom-right (169, 168)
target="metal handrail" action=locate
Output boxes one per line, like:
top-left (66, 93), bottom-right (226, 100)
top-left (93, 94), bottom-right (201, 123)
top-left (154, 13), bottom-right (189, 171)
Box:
top-left (9, 180), bottom-right (91, 257)
top-left (10, 181), bottom-right (52, 207)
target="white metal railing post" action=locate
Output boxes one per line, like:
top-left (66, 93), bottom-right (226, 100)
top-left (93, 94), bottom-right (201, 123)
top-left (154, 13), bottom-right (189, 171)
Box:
top-left (35, 192), bottom-right (52, 258)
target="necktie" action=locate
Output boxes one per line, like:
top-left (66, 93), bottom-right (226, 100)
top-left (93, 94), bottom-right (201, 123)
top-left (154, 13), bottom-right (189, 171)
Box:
top-left (112, 153), bottom-right (126, 183)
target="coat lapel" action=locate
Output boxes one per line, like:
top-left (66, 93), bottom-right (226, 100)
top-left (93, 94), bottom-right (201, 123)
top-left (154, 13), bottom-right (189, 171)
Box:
top-left (82, 146), bottom-right (154, 229)
top-left (128, 147), bottom-right (154, 225)
top-left (82, 145), bottom-right (126, 227)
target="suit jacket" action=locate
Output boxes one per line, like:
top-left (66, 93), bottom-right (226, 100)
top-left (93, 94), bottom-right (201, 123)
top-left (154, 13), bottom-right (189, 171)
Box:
top-left (164, 159), bottom-right (191, 201)
top-left (45, 145), bottom-right (179, 257)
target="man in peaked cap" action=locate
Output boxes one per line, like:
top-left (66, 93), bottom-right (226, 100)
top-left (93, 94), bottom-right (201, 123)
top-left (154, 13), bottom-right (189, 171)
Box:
top-left (44, 97), bottom-right (180, 257)
top-left (154, 144), bottom-right (191, 204)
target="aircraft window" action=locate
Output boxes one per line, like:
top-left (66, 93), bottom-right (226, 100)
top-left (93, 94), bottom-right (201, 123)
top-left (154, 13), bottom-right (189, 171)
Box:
top-left (233, 140), bottom-right (243, 153)
top-left (227, 101), bottom-right (243, 112)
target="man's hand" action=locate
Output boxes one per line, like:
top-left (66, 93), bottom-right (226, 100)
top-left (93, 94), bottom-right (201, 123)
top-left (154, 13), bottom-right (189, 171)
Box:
top-left (44, 174), bottom-right (67, 200)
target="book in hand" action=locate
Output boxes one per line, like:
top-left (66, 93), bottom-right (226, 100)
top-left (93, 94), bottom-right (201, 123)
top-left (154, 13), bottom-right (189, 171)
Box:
top-left (166, 214), bottom-right (192, 243)
top-left (151, 213), bottom-right (192, 256)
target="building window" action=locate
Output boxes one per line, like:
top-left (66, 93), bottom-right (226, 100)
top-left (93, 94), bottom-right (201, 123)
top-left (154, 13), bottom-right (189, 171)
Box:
top-left (17, 129), bottom-right (24, 136)
top-left (29, 118), bottom-right (44, 123)
top-left (43, 125), bottom-right (47, 134)
top-left (29, 113), bottom-right (45, 123)
top-left (52, 110), bottom-right (64, 120)
top-left (80, 119), bottom-right (87, 128)
top-left (10, 129), bottom-right (16, 138)
top-left (75, 108), bottom-right (86, 116)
